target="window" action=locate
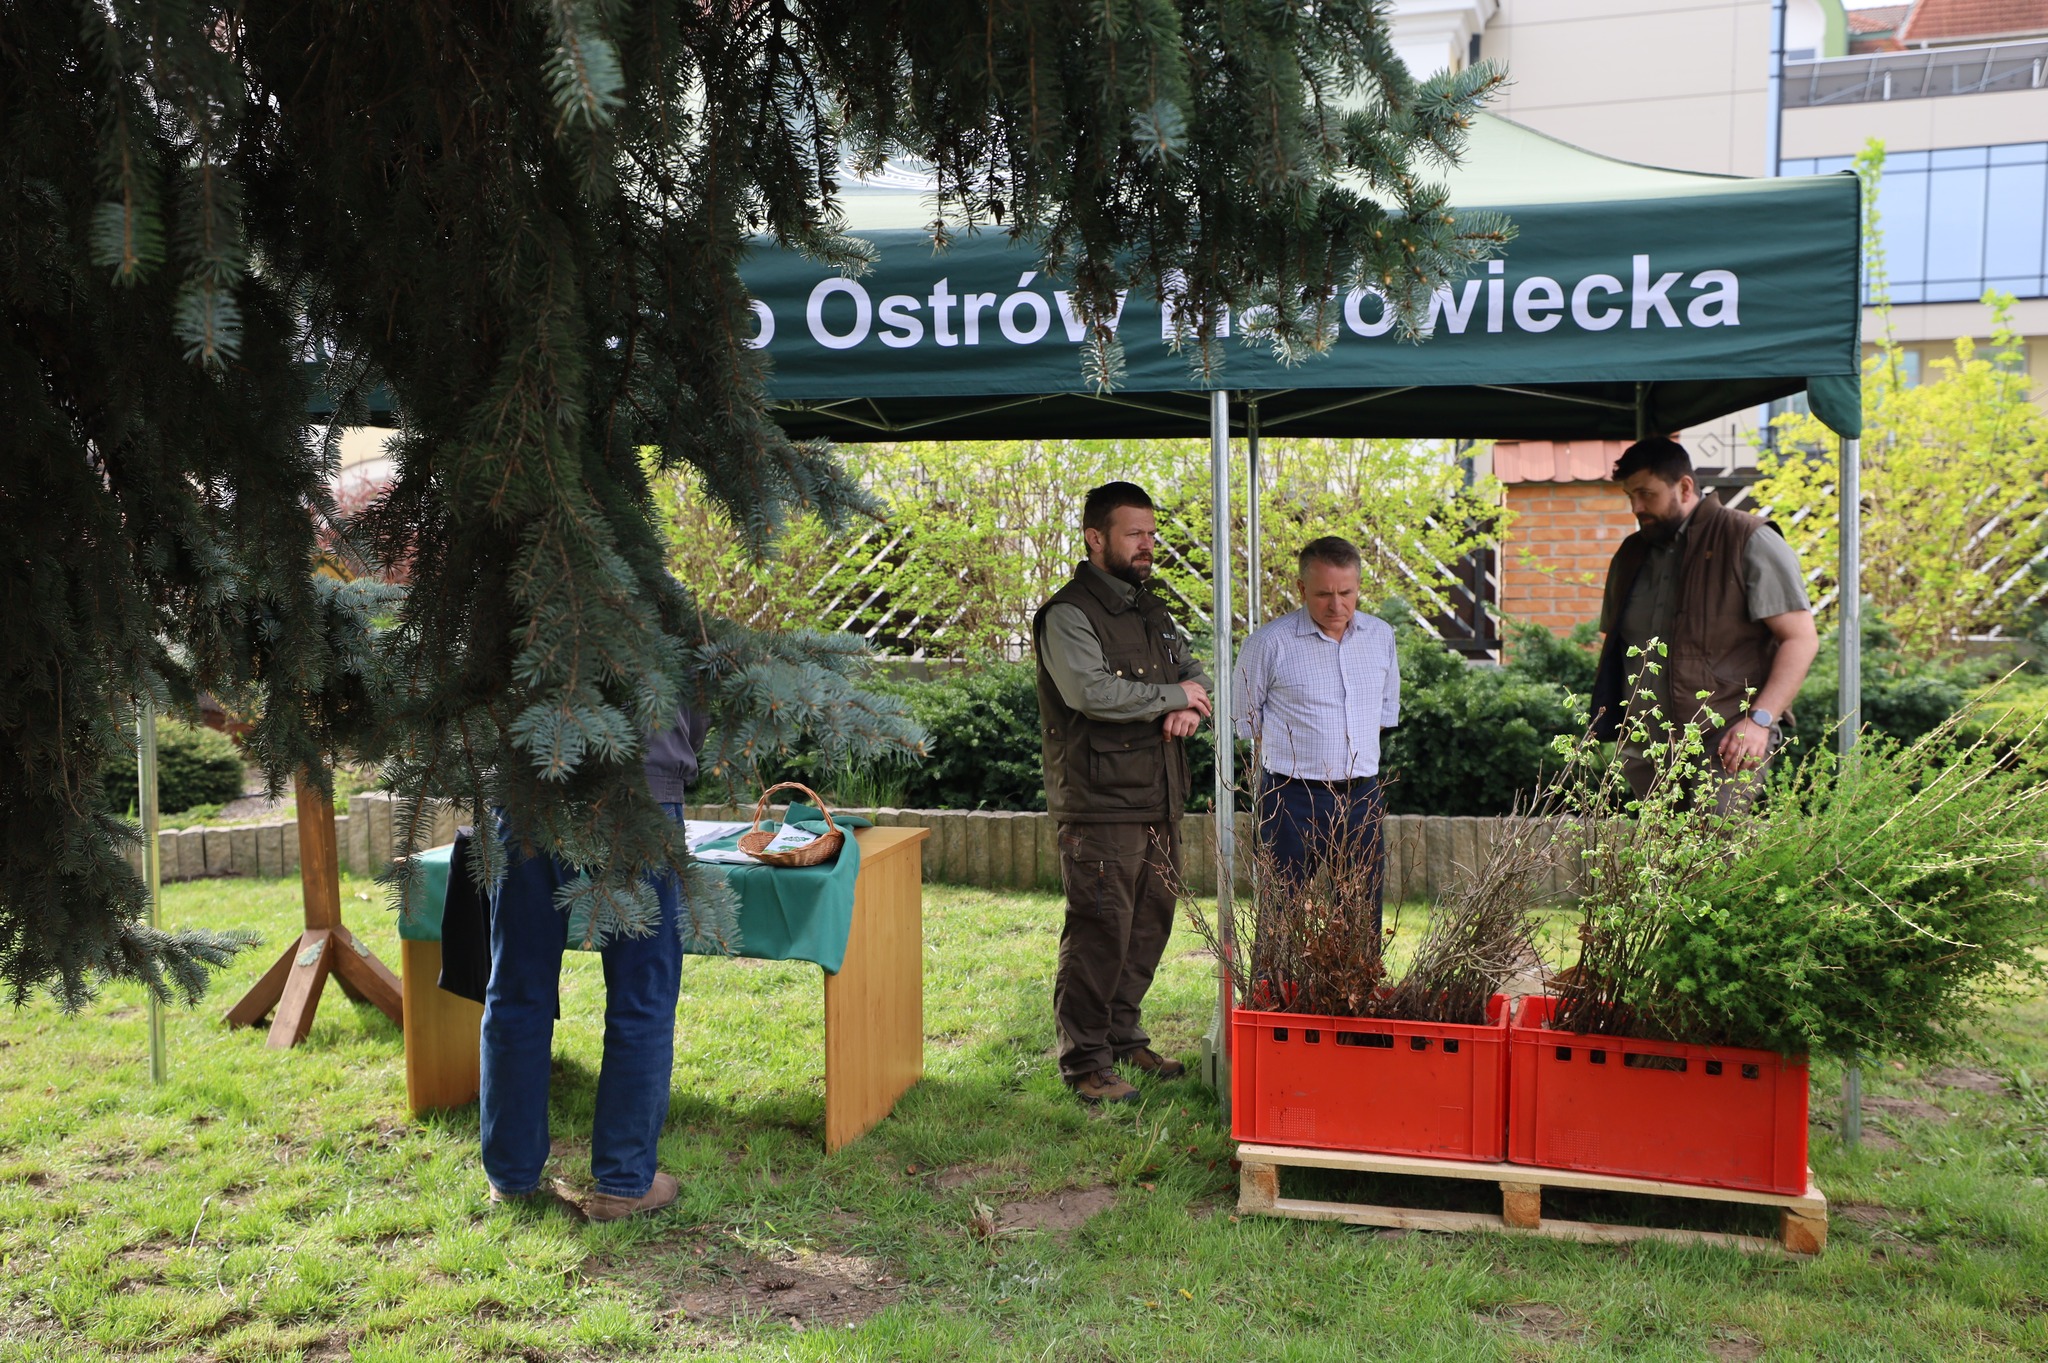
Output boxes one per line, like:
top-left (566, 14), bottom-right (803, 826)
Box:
top-left (1781, 143), bottom-right (2048, 303)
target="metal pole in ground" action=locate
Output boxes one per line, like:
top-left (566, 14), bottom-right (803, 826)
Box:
top-left (1838, 434), bottom-right (1863, 1148)
top-left (1209, 389), bottom-right (1236, 1118)
top-left (139, 699), bottom-right (167, 1084)
top-left (1246, 403), bottom-right (1261, 635)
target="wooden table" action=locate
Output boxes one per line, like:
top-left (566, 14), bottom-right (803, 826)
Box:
top-left (400, 825), bottom-right (930, 1152)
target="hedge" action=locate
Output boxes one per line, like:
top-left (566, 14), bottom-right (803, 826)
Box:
top-left (102, 717), bottom-right (247, 815)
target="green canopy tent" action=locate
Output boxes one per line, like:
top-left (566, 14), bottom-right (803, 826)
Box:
top-left (739, 113), bottom-right (1867, 1103)
top-left (303, 113), bottom-right (1867, 1107)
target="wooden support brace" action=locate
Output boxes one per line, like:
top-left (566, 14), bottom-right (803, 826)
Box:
top-left (1781, 1208), bottom-right (1828, 1256)
top-left (1500, 1181), bottom-right (1543, 1230)
top-left (266, 928), bottom-right (334, 1049)
top-left (330, 926), bottom-right (403, 1026)
top-left (223, 771), bottom-right (403, 1048)
top-left (1239, 1160), bottom-right (1278, 1214)
top-left (222, 939), bottom-right (297, 1030)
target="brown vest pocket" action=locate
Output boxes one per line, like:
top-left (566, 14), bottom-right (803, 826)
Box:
top-left (1088, 728), bottom-right (1166, 799)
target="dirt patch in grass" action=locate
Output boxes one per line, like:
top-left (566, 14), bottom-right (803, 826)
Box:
top-left (110, 1245), bottom-right (176, 1286)
top-left (1873, 1238), bottom-right (1939, 1264)
top-left (302, 1333), bottom-right (355, 1361)
top-left (997, 1187), bottom-right (1115, 1236)
top-left (1923, 1066), bottom-right (2005, 1095)
top-left (930, 1163), bottom-right (1006, 1191)
top-left (669, 1251), bottom-right (899, 1332)
top-left (1836, 1202), bottom-right (1905, 1228)
top-left (1707, 1330), bottom-right (1763, 1360)
top-left (1864, 1095), bottom-right (1952, 1124)
top-left (1486, 1303), bottom-right (1586, 1346)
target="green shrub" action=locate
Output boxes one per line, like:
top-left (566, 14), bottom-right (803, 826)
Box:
top-left (1656, 723), bottom-right (2047, 1058)
top-left (886, 665), bottom-right (1047, 812)
top-left (1503, 619), bottom-right (1601, 697)
top-left (1544, 680), bottom-right (2048, 1060)
top-left (1379, 620), bottom-right (1577, 816)
top-left (104, 718), bottom-right (247, 815)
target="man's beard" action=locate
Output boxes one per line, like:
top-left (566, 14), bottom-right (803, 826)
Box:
top-left (1637, 509), bottom-right (1688, 545)
top-left (1105, 549), bottom-right (1153, 585)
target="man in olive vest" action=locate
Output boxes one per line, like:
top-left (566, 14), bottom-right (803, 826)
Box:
top-left (1590, 437), bottom-right (1819, 811)
top-left (1033, 482), bottom-right (1214, 1104)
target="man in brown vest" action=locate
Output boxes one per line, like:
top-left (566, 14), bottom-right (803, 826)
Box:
top-left (1033, 482), bottom-right (1214, 1104)
top-left (1591, 437), bottom-right (1819, 811)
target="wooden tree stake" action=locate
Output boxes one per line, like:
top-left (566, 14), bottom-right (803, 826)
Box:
top-left (224, 771), bottom-right (402, 1046)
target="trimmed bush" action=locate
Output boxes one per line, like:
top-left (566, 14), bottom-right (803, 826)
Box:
top-left (103, 718), bottom-right (247, 815)
top-left (1378, 623), bottom-right (1577, 817)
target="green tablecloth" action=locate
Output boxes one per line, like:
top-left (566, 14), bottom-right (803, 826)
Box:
top-left (399, 806), bottom-right (869, 974)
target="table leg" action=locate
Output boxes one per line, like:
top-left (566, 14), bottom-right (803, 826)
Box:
top-left (822, 840), bottom-right (925, 1151)
top-left (401, 940), bottom-right (483, 1114)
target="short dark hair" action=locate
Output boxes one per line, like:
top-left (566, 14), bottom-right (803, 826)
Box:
top-left (1298, 535), bottom-right (1362, 576)
top-left (1083, 481), bottom-right (1154, 534)
top-left (1612, 437), bottom-right (1693, 485)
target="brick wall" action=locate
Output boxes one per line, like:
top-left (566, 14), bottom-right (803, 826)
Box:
top-left (1494, 441), bottom-right (1638, 641)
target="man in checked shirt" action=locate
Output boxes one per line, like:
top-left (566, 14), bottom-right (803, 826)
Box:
top-left (1232, 536), bottom-right (1400, 932)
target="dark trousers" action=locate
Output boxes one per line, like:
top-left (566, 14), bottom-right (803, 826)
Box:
top-left (1256, 772), bottom-right (1387, 933)
top-left (1054, 820), bottom-right (1180, 1080)
top-left (479, 805), bottom-right (686, 1199)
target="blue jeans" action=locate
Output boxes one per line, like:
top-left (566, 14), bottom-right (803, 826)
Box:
top-left (1256, 773), bottom-right (1387, 937)
top-left (479, 805), bottom-right (685, 1198)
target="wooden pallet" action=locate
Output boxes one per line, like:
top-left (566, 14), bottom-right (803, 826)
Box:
top-left (1237, 1142), bottom-right (1827, 1256)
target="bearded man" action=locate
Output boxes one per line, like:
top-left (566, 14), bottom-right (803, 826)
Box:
top-left (1591, 437), bottom-right (1819, 812)
top-left (1032, 481), bottom-right (1213, 1104)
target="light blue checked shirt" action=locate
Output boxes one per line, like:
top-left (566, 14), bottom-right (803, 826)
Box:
top-left (1232, 609), bottom-right (1401, 780)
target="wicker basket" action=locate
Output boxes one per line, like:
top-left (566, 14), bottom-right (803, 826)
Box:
top-left (735, 782), bottom-right (846, 867)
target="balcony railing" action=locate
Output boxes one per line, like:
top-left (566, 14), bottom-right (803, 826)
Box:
top-left (1784, 39), bottom-right (2048, 107)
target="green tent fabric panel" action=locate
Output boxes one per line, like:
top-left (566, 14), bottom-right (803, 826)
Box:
top-left (767, 376), bottom-right (1827, 444)
top-left (742, 115), bottom-right (1863, 442)
top-left (1805, 372), bottom-right (1864, 440)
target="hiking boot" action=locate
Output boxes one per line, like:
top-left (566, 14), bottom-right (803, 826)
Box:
top-left (488, 1183), bottom-right (586, 1219)
top-left (584, 1171), bottom-right (679, 1223)
top-left (1118, 1046), bottom-right (1187, 1080)
top-left (1068, 1069), bottom-right (1140, 1105)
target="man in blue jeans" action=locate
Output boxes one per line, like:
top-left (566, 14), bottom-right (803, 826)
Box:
top-left (1231, 537), bottom-right (1400, 936)
top-left (480, 708), bottom-right (708, 1221)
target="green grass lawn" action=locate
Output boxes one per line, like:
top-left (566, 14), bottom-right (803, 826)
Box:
top-left (2, 876), bottom-right (2045, 1361)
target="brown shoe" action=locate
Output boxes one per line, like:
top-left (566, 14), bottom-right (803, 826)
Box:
top-left (585, 1171), bottom-right (679, 1223)
top-left (488, 1183), bottom-right (586, 1220)
top-left (1068, 1069), bottom-right (1140, 1105)
top-left (1118, 1046), bottom-right (1187, 1080)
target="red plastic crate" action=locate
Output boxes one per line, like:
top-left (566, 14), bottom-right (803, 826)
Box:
top-left (1508, 996), bottom-right (1810, 1195)
top-left (1230, 996), bottom-right (1509, 1160)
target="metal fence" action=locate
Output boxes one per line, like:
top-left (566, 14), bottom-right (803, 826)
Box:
top-left (1784, 40), bottom-right (2048, 107)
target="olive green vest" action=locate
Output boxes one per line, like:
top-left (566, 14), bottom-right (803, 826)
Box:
top-left (1032, 565), bottom-right (1190, 823)
top-left (1592, 495), bottom-right (1782, 740)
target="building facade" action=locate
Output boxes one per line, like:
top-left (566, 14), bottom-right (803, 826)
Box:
top-left (1390, 0), bottom-right (2048, 639)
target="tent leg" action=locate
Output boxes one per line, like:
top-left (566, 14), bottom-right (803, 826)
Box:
top-left (1634, 382), bottom-right (1650, 441)
top-left (1838, 434), bottom-right (1862, 1149)
top-left (1202, 390), bottom-right (1236, 1114)
top-left (139, 700), bottom-right (166, 1084)
top-left (1246, 404), bottom-right (1261, 635)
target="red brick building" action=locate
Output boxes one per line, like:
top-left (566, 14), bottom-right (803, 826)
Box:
top-left (1491, 440), bottom-right (1638, 638)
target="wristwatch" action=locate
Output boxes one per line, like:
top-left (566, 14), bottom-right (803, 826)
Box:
top-left (1747, 707), bottom-right (1774, 729)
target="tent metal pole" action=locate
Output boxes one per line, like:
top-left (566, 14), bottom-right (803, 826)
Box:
top-left (138, 699), bottom-right (166, 1085)
top-left (1210, 389), bottom-right (1236, 1114)
top-left (1246, 403), bottom-right (1262, 633)
top-left (1838, 434), bottom-right (1863, 1148)
top-left (1634, 382), bottom-right (1650, 441)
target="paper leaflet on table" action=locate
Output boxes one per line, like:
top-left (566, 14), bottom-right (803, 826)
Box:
top-left (682, 819), bottom-right (750, 851)
top-left (762, 822), bottom-right (819, 853)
